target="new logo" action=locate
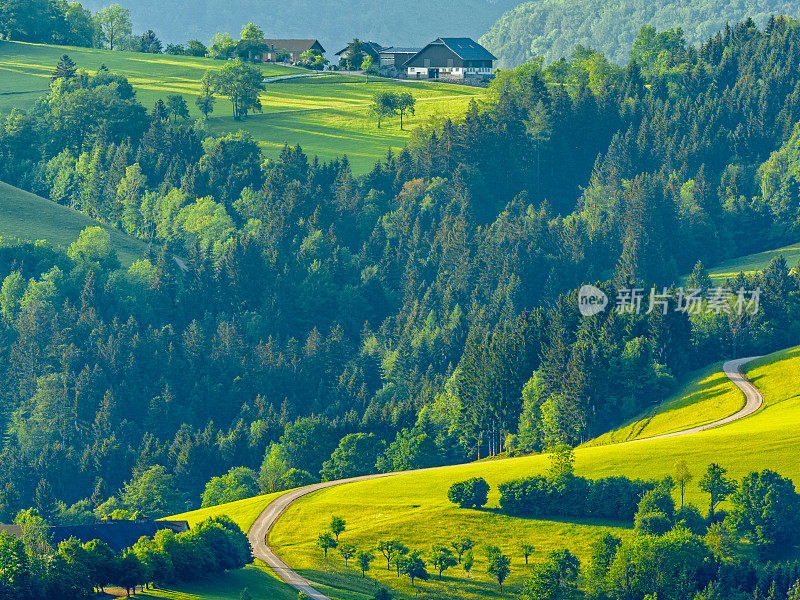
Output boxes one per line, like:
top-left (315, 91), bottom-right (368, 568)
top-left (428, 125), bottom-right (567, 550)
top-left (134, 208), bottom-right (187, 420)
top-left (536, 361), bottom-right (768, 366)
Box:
top-left (578, 285), bottom-right (608, 316)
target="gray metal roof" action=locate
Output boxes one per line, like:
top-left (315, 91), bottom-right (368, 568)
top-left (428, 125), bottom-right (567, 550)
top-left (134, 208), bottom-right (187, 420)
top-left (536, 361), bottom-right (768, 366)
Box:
top-left (437, 38), bottom-right (497, 61)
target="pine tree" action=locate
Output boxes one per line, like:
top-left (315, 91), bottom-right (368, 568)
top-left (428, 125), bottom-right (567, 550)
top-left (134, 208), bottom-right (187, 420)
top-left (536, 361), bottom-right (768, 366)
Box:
top-left (34, 479), bottom-right (60, 524)
top-left (52, 55), bottom-right (77, 81)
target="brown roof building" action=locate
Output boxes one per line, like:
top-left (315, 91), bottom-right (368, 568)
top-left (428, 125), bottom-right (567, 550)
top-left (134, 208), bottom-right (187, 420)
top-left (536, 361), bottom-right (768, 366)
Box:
top-left (259, 39), bottom-right (326, 63)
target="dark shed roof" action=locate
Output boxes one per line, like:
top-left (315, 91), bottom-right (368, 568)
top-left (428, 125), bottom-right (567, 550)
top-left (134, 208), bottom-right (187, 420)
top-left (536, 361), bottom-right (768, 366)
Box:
top-left (1, 520), bottom-right (189, 552)
top-left (262, 39), bottom-right (326, 54)
top-left (336, 41), bottom-right (385, 56)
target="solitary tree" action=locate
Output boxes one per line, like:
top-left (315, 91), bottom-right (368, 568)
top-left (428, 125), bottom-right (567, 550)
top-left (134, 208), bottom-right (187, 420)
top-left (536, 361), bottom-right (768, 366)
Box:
top-left (362, 56), bottom-right (377, 81)
top-left (95, 4), bottom-right (132, 51)
top-left (396, 92), bottom-right (416, 130)
top-left (371, 91), bottom-right (397, 128)
top-left (487, 550), bottom-right (512, 593)
top-left (166, 94), bottom-right (190, 122)
top-left (378, 540), bottom-right (407, 570)
top-left (429, 544), bottom-right (457, 580)
top-left (357, 550), bottom-right (374, 578)
top-left (317, 532), bottom-right (337, 558)
top-left (329, 515), bottom-right (346, 541)
top-left (699, 463), bottom-right (736, 518)
top-left (338, 543), bottom-right (356, 567)
top-left (521, 541), bottom-right (535, 565)
top-left (398, 551), bottom-right (428, 587)
top-left (216, 59), bottom-right (265, 120)
top-left (463, 550), bottom-right (474, 577)
top-left (674, 460), bottom-right (693, 508)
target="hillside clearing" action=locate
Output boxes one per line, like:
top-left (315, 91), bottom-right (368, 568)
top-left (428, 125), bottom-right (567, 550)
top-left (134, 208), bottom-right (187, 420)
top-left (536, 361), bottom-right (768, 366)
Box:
top-left (707, 240), bottom-right (800, 280)
top-left (0, 181), bottom-right (147, 266)
top-left (165, 491), bottom-right (284, 531)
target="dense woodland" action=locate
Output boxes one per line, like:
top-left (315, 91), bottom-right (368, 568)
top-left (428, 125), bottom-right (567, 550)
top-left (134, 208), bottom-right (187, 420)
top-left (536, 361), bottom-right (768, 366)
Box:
top-left (0, 19), bottom-right (800, 527)
top-left (480, 0), bottom-right (800, 67)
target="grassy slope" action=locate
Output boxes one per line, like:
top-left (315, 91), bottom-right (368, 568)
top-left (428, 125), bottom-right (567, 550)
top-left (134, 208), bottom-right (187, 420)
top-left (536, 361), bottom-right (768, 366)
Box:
top-left (0, 181), bottom-right (147, 266)
top-left (707, 240), bottom-right (800, 280)
top-left (266, 346), bottom-right (800, 600)
top-left (585, 360), bottom-right (745, 445)
top-left (136, 563), bottom-right (298, 600)
top-left (165, 491), bottom-right (284, 531)
top-left (0, 41), bottom-right (485, 173)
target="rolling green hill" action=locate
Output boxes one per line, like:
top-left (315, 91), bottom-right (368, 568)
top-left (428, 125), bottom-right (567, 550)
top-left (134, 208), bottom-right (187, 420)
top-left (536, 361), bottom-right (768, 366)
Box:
top-left (0, 41), bottom-right (485, 173)
top-left (166, 491), bottom-right (284, 531)
top-left (706, 240), bottom-right (800, 280)
top-left (262, 346), bottom-right (799, 600)
top-left (480, 0), bottom-right (800, 67)
top-left (0, 181), bottom-right (147, 266)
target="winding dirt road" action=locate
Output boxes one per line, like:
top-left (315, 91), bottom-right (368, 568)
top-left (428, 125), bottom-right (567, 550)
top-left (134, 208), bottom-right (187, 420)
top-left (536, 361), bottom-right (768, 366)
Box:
top-left (631, 356), bottom-right (764, 443)
top-left (248, 355), bottom-right (765, 599)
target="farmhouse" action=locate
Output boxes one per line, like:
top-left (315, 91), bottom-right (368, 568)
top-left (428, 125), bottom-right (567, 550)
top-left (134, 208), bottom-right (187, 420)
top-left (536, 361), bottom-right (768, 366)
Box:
top-left (335, 41), bottom-right (385, 65)
top-left (0, 518), bottom-right (190, 551)
top-left (404, 37), bottom-right (496, 79)
top-left (260, 39), bottom-right (326, 63)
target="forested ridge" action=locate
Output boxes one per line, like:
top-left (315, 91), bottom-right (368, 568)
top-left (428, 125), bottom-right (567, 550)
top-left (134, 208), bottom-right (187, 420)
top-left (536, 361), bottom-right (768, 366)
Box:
top-left (481, 0), bottom-right (800, 67)
top-left (1, 18), bottom-right (800, 523)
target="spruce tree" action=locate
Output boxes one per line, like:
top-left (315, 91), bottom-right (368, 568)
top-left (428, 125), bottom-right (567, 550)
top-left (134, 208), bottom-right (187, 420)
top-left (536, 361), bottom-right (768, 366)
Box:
top-left (52, 54), bottom-right (77, 81)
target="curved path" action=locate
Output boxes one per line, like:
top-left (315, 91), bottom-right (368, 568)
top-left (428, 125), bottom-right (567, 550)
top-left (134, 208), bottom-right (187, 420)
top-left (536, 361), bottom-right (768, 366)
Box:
top-left (631, 356), bottom-right (764, 443)
top-left (249, 355), bottom-right (765, 599)
top-left (248, 470), bottom-right (434, 599)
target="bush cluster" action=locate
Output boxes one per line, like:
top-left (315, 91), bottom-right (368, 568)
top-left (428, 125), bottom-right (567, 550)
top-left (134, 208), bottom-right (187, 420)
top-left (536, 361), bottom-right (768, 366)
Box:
top-left (447, 478), bottom-right (490, 509)
top-left (498, 475), bottom-right (656, 520)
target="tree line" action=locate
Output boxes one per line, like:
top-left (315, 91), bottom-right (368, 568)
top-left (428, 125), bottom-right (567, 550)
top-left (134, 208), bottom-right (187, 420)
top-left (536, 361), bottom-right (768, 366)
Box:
top-left (0, 513), bottom-right (251, 599)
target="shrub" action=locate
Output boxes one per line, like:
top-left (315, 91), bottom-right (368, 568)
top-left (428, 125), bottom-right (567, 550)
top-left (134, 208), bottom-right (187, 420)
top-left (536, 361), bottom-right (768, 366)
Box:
top-left (635, 511), bottom-right (673, 536)
top-left (448, 477), bottom-right (490, 509)
top-left (674, 505), bottom-right (706, 535)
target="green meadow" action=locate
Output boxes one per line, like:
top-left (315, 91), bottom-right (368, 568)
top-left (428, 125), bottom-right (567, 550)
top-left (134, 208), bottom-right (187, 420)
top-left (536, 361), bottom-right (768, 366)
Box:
top-left (0, 181), bottom-right (147, 266)
top-left (0, 41), bottom-right (485, 173)
top-left (585, 360), bottom-right (746, 445)
top-left (262, 346), bottom-right (800, 600)
top-left (135, 563), bottom-right (298, 600)
top-left (166, 491), bottom-right (284, 531)
top-left (707, 239), bottom-right (800, 280)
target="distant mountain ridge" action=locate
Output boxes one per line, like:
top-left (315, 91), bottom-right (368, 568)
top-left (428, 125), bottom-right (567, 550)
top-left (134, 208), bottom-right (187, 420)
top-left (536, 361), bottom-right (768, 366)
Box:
top-left (78, 0), bottom-right (522, 56)
top-left (480, 0), bottom-right (800, 68)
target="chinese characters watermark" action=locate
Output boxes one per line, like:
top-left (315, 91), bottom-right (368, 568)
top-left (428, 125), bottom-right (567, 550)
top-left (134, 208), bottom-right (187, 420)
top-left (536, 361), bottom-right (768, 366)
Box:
top-left (578, 286), bottom-right (761, 317)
